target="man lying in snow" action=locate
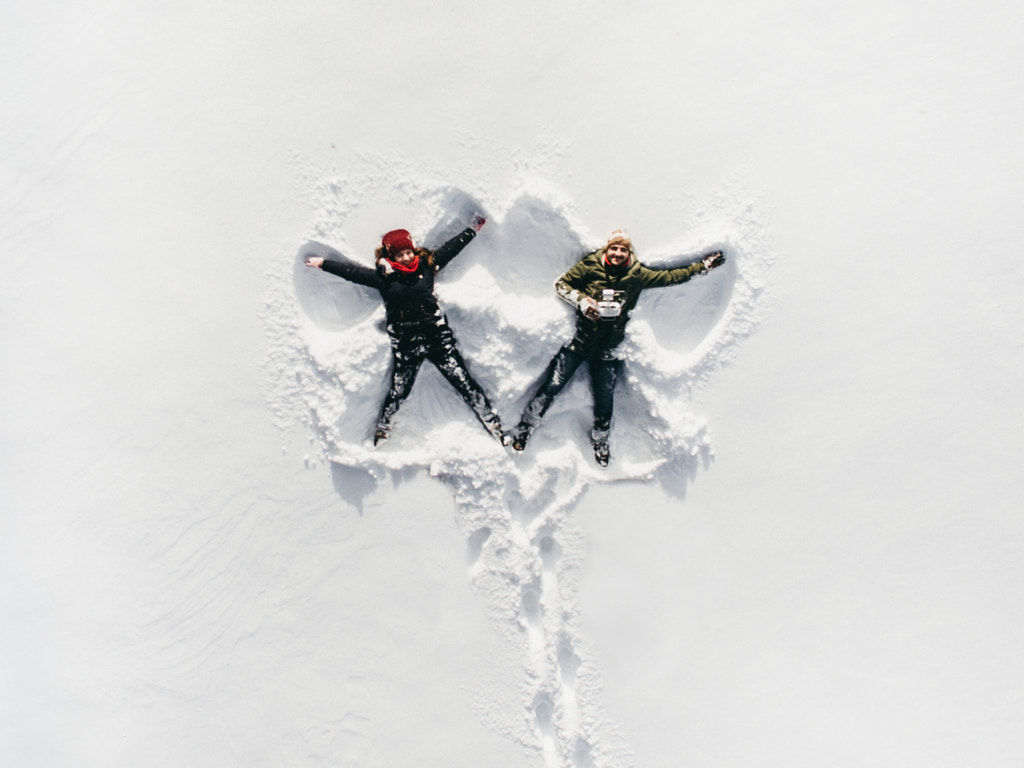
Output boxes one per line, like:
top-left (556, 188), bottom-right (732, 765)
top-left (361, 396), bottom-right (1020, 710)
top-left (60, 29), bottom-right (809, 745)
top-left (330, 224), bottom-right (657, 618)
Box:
top-left (305, 217), bottom-right (510, 447)
top-left (511, 229), bottom-right (726, 467)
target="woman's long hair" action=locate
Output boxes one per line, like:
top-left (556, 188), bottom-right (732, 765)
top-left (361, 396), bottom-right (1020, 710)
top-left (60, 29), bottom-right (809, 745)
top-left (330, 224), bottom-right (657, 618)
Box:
top-left (375, 246), bottom-right (436, 273)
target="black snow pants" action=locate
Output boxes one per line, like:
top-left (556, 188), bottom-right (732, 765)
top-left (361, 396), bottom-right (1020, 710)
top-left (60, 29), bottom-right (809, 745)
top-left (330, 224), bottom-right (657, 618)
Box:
top-left (376, 315), bottom-right (504, 441)
top-left (518, 343), bottom-right (622, 441)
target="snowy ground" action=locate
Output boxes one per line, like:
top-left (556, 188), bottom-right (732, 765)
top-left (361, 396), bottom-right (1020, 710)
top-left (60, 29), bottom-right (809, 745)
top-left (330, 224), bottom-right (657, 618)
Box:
top-left (4, 2), bottom-right (1024, 767)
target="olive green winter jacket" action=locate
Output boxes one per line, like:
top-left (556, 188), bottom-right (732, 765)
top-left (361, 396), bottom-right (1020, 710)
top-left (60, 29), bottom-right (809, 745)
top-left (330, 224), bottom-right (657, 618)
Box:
top-left (555, 246), bottom-right (707, 354)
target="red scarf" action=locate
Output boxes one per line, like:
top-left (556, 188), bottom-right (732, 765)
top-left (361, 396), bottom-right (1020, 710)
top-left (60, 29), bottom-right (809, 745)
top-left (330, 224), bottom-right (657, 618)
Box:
top-left (388, 255), bottom-right (420, 273)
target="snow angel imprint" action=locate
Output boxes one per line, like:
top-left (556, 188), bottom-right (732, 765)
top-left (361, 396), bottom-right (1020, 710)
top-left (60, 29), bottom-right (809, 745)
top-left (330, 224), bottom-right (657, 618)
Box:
top-left (304, 217), bottom-right (510, 446)
top-left (512, 229), bottom-right (727, 467)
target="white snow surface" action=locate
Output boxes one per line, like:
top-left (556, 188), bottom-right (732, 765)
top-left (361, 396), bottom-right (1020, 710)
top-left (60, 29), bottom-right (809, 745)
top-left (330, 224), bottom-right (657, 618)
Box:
top-left (4, 2), bottom-right (1024, 768)
top-left (269, 168), bottom-right (769, 766)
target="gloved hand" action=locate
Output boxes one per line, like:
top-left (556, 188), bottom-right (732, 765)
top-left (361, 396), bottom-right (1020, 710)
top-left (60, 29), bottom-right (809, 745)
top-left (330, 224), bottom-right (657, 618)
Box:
top-left (376, 259), bottom-right (394, 276)
top-left (305, 256), bottom-right (324, 269)
top-left (702, 251), bottom-right (726, 271)
top-left (579, 296), bottom-right (600, 320)
top-left (471, 215), bottom-right (486, 232)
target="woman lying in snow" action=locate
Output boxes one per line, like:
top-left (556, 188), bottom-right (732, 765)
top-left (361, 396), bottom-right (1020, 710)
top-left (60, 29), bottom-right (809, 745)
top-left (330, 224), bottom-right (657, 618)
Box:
top-left (512, 229), bottom-right (727, 467)
top-left (305, 217), bottom-right (509, 446)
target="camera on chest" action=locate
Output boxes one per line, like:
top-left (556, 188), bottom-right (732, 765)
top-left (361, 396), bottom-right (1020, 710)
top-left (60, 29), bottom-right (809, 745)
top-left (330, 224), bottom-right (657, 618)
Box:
top-left (596, 289), bottom-right (624, 318)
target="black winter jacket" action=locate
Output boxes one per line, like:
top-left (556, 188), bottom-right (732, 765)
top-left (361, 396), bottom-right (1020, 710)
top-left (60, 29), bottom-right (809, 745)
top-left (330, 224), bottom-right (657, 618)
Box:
top-left (320, 228), bottom-right (477, 326)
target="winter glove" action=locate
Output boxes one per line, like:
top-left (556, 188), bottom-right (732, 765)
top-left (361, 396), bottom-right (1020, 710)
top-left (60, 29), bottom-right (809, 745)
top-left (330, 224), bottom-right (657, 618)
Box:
top-left (376, 259), bottom-right (394, 276)
top-left (702, 251), bottom-right (726, 271)
top-left (471, 215), bottom-right (486, 232)
top-left (579, 296), bottom-right (600, 320)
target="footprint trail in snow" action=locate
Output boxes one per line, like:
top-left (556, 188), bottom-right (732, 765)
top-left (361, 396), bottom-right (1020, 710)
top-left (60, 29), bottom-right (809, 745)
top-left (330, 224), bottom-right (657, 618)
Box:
top-left (264, 162), bottom-right (772, 767)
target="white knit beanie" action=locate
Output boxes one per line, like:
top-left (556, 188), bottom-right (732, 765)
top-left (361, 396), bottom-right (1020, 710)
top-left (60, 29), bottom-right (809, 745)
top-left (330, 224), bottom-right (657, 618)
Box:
top-left (606, 229), bottom-right (631, 248)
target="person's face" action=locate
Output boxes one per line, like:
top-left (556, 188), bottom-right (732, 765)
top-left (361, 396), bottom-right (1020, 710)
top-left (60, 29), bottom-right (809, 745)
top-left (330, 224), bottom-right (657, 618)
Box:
top-left (392, 248), bottom-right (416, 265)
top-left (606, 243), bottom-right (630, 266)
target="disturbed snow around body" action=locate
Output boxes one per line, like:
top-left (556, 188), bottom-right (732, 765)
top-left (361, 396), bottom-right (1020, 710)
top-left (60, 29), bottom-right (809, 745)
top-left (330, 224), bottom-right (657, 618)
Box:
top-left (263, 160), bottom-right (773, 766)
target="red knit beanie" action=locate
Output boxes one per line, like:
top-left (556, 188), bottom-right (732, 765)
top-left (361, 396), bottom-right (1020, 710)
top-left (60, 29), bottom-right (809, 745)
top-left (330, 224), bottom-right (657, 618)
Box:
top-left (382, 229), bottom-right (415, 255)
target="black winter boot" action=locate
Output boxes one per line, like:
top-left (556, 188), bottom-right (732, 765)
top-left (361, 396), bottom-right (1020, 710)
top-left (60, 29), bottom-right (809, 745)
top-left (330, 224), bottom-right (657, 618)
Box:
top-left (511, 422), bottom-right (531, 452)
top-left (591, 428), bottom-right (610, 468)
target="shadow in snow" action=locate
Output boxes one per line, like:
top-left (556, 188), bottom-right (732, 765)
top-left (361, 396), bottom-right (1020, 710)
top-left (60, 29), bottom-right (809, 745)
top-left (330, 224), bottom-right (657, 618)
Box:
top-left (330, 463), bottom-right (376, 516)
top-left (294, 241), bottom-right (381, 331)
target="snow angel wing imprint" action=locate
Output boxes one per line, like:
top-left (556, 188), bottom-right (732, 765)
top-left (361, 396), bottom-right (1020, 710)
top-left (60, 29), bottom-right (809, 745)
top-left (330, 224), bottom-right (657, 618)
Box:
top-left (512, 229), bottom-right (727, 467)
top-left (304, 216), bottom-right (511, 447)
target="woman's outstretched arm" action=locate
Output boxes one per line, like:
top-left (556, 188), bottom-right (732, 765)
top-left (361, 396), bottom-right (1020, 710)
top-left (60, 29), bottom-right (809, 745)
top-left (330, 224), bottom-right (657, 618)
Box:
top-left (431, 215), bottom-right (486, 271)
top-left (305, 253), bottom-right (382, 288)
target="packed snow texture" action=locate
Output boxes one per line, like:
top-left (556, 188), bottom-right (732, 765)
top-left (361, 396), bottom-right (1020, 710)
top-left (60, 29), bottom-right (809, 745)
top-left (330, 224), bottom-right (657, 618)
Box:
top-left (263, 159), bottom-right (771, 765)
